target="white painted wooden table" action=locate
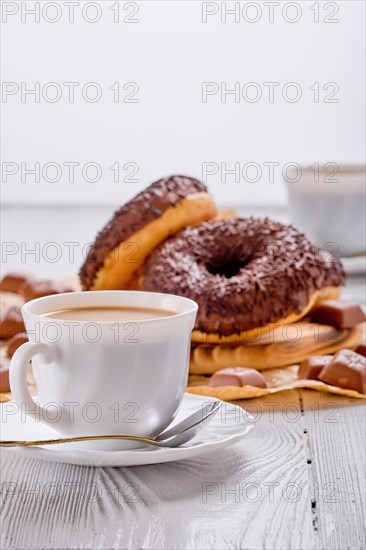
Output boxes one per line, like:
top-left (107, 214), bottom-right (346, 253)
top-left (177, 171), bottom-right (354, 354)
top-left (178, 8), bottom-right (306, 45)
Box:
top-left (1, 207), bottom-right (365, 550)
top-left (1, 385), bottom-right (365, 549)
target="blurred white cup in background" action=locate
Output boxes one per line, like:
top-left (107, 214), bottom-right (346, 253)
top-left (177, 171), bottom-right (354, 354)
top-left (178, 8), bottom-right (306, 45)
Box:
top-left (285, 165), bottom-right (366, 257)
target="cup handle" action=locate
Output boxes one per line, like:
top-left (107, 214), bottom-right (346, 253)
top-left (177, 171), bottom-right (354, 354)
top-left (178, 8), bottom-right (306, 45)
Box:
top-left (10, 342), bottom-right (55, 421)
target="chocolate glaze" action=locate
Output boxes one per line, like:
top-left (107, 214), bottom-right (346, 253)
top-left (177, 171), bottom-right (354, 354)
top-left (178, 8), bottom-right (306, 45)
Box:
top-left (79, 175), bottom-right (208, 289)
top-left (143, 218), bottom-right (345, 335)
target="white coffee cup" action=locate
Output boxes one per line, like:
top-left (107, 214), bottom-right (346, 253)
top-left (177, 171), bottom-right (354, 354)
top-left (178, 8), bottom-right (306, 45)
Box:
top-left (10, 291), bottom-right (198, 448)
top-left (286, 165), bottom-right (366, 257)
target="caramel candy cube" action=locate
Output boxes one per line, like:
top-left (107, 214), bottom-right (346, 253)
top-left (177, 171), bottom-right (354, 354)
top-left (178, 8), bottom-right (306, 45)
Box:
top-left (6, 332), bottom-right (28, 358)
top-left (19, 280), bottom-right (73, 302)
top-left (0, 273), bottom-right (33, 294)
top-left (319, 349), bottom-right (366, 394)
top-left (354, 341), bottom-right (366, 358)
top-left (0, 306), bottom-right (25, 339)
top-left (310, 300), bottom-right (366, 330)
top-left (0, 364), bottom-right (10, 393)
top-left (298, 355), bottom-right (332, 380)
top-left (208, 367), bottom-right (267, 388)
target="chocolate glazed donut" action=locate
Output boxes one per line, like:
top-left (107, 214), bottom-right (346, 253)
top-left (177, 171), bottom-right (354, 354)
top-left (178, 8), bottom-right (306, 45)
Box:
top-left (143, 218), bottom-right (345, 338)
top-left (79, 175), bottom-right (217, 290)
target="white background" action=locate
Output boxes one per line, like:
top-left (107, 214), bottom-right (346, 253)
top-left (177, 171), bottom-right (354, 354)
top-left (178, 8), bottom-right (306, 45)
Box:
top-left (1, 0), bottom-right (365, 207)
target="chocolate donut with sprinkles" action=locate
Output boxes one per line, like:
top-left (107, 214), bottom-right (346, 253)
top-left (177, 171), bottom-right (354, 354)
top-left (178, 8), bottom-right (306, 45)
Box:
top-left (79, 175), bottom-right (217, 291)
top-left (142, 218), bottom-right (345, 343)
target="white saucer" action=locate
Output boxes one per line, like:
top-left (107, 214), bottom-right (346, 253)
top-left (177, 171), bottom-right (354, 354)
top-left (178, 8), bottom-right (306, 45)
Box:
top-left (0, 394), bottom-right (253, 467)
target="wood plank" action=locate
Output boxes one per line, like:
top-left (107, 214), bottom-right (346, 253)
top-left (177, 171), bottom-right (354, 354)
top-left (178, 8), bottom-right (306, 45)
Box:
top-left (0, 454), bottom-right (100, 549)
top-left (300, 390), bottom-right (366, 550)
